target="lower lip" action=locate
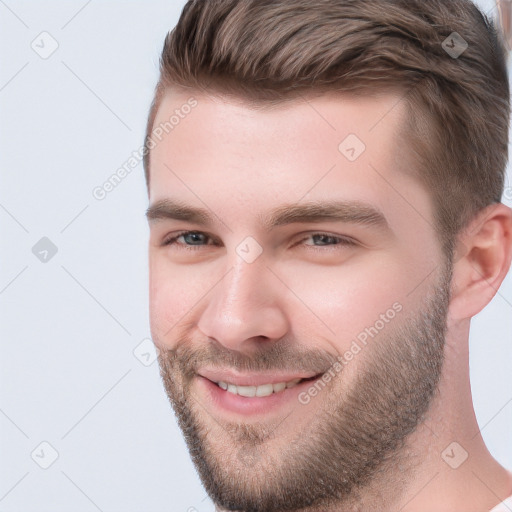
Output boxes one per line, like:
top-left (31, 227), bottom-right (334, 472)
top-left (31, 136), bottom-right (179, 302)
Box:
top-left (196, 375), bottom-right (320, 417)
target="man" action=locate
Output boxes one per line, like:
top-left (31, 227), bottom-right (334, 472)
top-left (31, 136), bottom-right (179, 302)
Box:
top-left (143, 0), bottom-right (512, 510)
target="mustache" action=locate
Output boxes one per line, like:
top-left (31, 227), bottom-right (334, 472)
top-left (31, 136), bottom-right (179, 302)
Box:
top-left (158, 337), bottom-right (340, 377)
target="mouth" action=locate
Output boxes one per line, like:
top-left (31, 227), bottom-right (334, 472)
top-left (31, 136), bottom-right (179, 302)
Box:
top-left (211, 375), bottom-right (321, 398)
top-left (195, 370), bottom-right (325, 417)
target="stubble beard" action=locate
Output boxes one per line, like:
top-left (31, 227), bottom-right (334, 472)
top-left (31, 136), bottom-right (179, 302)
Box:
top-left (156, 261), bottom-right (452, 512)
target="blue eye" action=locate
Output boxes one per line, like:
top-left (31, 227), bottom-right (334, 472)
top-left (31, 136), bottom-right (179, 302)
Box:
top-left (305, 233), bottom-right (353, 246)
top-left (162, 231), bottom-right (356, 250)
top-left (162, 231), bottom-right (213, 248)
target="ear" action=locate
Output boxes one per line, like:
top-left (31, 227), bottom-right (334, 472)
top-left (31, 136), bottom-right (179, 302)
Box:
top-left (449, 202), bottom-right (512, 320)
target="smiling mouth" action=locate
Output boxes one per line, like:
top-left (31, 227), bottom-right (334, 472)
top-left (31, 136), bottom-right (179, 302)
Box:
top-left (210, 375), bottom-right (321, 398)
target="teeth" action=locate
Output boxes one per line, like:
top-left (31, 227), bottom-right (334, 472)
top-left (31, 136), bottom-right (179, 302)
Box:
top-left (215, 378), bottom-right (303, 397)
top-left (237, 385), bottom-right (256, 397)
top-left (255, 383), bottom-right (273, 397)
top-left (273, 382), bottom-right (286, 392)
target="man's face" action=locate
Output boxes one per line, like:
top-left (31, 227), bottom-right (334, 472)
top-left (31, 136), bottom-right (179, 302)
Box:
top-left (147, 89), bottom-right (453, 511)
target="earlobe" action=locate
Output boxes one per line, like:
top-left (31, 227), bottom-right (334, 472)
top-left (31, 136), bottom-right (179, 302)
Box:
top-left (448, 203), bottom-right (512, 320)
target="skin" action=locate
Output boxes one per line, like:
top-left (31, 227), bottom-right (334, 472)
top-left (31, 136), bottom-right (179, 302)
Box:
top-left (147, 87), bottom-right (512, 512)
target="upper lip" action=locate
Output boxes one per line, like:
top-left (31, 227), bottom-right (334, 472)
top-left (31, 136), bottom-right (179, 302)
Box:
top-left (198, 368), bottom-right (320, 387)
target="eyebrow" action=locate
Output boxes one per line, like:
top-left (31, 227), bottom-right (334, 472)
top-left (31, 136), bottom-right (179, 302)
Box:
top-left (146, 198), bottom-right (390, 232)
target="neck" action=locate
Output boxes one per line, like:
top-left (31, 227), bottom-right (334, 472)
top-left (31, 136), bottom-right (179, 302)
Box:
top-left (389, 321), bottom-right (512, 512)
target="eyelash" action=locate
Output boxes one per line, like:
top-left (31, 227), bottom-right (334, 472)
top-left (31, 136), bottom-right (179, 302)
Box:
top-left (161, 230), bottom-right (357, 251)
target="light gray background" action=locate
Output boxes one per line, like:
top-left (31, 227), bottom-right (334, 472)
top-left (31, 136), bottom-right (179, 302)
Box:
top-left (0, 1), bottom-right (510, 511)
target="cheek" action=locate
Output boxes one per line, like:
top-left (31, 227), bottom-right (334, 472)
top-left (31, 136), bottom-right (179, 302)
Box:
top-left (148, 257), bottom-right (213, 346)
top-left (276, 257), bottom-right (410, 349)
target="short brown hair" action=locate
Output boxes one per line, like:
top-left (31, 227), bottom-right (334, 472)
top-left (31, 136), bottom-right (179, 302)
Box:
top-left (144, 0), bottom-right (510, 259)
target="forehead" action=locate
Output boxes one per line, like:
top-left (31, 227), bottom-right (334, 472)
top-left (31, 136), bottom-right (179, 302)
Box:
top-left (151, 88), bottom-right (408, 159)
top-left (149, 87), bottom-right (432, 235)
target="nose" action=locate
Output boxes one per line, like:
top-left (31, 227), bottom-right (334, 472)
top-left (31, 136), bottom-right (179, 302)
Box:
top-left (197, 255), bottom-right (289, 351)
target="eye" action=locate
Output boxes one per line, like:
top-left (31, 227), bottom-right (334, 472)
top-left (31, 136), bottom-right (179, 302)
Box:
top-left (161, 230), bottom-right (357, 252)
top-left (162, 230), bottom-right (216, 249)
top-left (297, 232), bottom-right (357, 251)
top-left (302, 233), bottom-right (355, 246)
